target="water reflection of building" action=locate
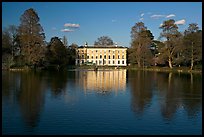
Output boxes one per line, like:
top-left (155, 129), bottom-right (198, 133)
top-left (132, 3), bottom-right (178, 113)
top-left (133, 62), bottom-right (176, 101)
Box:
top-left (76, 69), bottom-right (127, 93)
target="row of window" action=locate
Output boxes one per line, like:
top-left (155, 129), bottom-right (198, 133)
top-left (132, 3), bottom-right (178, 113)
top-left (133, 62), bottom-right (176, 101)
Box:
top-left (80, 60), bottom-right (125, 65)
top-left (80, 55), bottom-right (125, 59)
top-left (79, 50), bottom-right (125, 54)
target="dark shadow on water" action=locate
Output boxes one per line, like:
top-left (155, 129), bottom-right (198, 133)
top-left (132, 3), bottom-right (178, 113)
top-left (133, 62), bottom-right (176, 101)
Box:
top-left (127, 70), bottom-right (202, 121)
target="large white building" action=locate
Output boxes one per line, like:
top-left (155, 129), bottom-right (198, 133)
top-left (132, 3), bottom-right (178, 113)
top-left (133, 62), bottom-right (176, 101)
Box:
top-left (75, 44), bottom-right (127, 66)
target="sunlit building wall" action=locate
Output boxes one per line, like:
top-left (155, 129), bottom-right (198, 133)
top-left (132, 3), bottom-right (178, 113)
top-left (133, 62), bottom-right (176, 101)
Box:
top-left (75, 44), bottom-right (127, 66)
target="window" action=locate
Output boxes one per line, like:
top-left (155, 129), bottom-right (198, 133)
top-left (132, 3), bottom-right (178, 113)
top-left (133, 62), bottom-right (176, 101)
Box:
top-left (118, 55), bottom-right (120, 59)
top-left (113, 55), bottom-right (115, 59)
top-left (122, 55), bottom-right (124, 59)
top-left (113, 61), bottom-right (115, 64)
top-left (82, 55), bottom-right (84, 58)
top-left (118, 61), bottom-right (120, 64)
top-left (87, 56), bottom-right (89, 59)
top-left (104, 55), bottom-right (106, 59)
top-left (92, 56), bottom-right (93, 59)
top-left (108, 61), bottom-right (110, 64)
top-left (109, 55), bottom-right (110, 59)
top-left (104, 60), bottom-right (106, 64)
top-left (122, 61), bottom-right (124, 64)
top-left (109, 50), bottom-right (110, 53)
top-left (96, 60), bottom-right (98, 65)
top-left (99, 60), bottom-right (102, 64)
top-left (100, 55), bottom-right (102, 59)
top-left (96, 56), bottom-right (98, 59)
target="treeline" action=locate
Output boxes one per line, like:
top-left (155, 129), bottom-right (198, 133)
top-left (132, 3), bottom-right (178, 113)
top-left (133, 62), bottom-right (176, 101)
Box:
top-left (2, 8), bottom-right (77, 70)
top-left (2, 8), bottom-right (202, 70)
top-left (128, 20), bottom-right (202, 70)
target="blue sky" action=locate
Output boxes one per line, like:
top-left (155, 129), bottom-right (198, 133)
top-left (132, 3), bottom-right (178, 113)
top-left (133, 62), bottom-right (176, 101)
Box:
top-left (2, 2), bottom-right (202, 47)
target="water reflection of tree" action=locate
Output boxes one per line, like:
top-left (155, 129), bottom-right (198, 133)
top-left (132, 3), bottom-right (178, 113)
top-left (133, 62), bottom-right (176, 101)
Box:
top-left (2, 71), bottom-right (21, 102)
top-left (156, 72), bottom-right (202, 120)
top-left (17, 71), bottom-right (46, 128)
top-left (157, 72), bottom-right (180, 120)
top-left (45, 70), bottom-right (69, 97)
top-left (128, 70), bottom-right (153, 116)
top-left (178, 73), bottom-right (202, 118)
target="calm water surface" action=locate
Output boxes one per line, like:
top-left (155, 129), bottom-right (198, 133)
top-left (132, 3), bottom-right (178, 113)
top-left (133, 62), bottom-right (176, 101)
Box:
top-left (2, 69), bottom-right (202, 135)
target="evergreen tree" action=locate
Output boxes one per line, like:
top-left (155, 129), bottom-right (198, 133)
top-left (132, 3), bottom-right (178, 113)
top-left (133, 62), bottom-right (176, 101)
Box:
top-left (183, 23), bottom-right (202, 70)
top-left (129, 22), bottom-right (154, 67)
top-left (159, 19), bottom-right (182, 68)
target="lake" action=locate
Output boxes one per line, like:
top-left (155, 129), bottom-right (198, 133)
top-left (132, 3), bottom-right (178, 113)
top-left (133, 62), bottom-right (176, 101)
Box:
top-left (2, 69), bottom-right (202, 135)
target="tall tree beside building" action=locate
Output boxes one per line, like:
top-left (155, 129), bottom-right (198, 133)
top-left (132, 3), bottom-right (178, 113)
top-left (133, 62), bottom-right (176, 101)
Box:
top-left (18, 8), bottom-right (46, 67)
top-left (129, 22), bottom-right (154, 67)
top-left (46, 37), bottom-right (69, 67)
top-left (183, 23), bottom-right (202, 70)
top-left (68, 43), bottom-right (78, 65)
top-left (159, 19), bottom-right (182, 68)
top-left (94, 36), bottom-right (114, 46)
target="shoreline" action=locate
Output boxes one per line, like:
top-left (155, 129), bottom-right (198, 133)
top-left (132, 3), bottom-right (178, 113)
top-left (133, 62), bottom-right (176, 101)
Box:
top-left (3, 66), bottom-right (202, 74)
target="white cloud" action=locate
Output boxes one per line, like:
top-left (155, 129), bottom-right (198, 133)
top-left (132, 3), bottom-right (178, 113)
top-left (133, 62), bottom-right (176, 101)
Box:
top-left (150, 14), bottom-right (166, 19)
top-left (160, 23), bottom-right (163, 27)
top-left (166, 14), bottom-right (176, 18)
top-left (61, 29), bottom-right (74, 32)
top-left (64, 23), bottom-right (80, 28)
top-left (141, 13), bottom-right (144, 17)
top-left (175, 19), bottom-right (186, 25)
top-left (139, 18), bottom-right (144, 21)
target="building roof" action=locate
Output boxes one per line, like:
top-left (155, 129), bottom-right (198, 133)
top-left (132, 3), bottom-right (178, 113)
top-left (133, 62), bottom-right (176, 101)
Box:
top-left (78, 45), bottom-right (127, 49)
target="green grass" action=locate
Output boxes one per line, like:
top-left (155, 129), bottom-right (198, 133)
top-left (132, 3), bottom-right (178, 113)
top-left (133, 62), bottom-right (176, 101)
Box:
top-left (127, 66), bottom-right (202, 74)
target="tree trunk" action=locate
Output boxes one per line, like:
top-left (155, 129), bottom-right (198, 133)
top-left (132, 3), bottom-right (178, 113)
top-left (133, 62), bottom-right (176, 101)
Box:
top-left (190, 58), bottom-right (194, 70)
top-left (168, 58), bottom-right (173, 69)
top-left (137, 59), bottom-right (141, 68)
top-left (190, 42), bottom-right (194, 70)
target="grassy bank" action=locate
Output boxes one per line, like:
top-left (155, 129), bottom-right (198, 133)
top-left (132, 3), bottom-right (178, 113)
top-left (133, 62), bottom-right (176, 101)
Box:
top-left (4, 65), bottom-right (202, 74)
top-left (76, 65), bottom-right (202, 74)
top-left (126, 66), bottom-right (202, 74)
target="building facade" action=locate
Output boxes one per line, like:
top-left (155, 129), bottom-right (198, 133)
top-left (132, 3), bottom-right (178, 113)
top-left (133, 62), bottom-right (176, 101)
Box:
top-left (75, 44), bottom-right (127, 66)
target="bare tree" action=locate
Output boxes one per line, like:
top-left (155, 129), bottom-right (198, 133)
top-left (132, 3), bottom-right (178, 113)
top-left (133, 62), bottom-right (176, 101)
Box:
top-left (94, 36), bottom-right (114, 46)
top-left (62, 35), bottom-right (68, 47)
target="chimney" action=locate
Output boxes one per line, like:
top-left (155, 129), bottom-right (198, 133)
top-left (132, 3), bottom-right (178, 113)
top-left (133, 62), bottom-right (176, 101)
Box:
top-left (85, 42), bottom-right (88, 47)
